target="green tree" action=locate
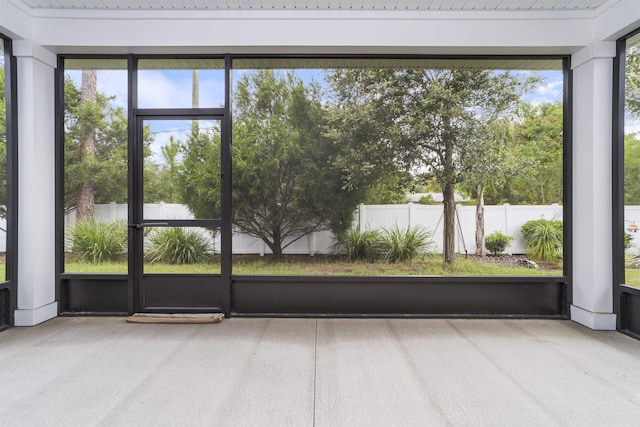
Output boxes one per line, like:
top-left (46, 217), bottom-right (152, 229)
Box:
top-left (485, 102), bottom-right (563, 205)
top-left (328, 68), bottom-right (534, 263)
top-left (624, 133), bottom-right (640, 204)
top-left (625, 41), bottom-right (640, 118)
top-left (181, 70), bottom-right (362, 257)
top-left (362, 174), bottom-right (411, 204)
top-left (64, 74), bottom-right (158, 215)
top-left (64, 74), bottom-right (129, 215)
top-left (460, 118), bottom-right (516, 255)
top-left (180, 126), bottom-right (222, 220)
top-left (158, 137), bottom-right (182, 203)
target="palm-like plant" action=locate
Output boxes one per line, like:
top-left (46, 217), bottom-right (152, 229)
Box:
top-left (146, 227), bottom-right (210, 264)
top-left (520, 219), bottom-right (563, 262)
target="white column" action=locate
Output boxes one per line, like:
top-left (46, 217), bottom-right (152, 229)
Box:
top-left (13, 41), bottom-right (57, 326)
top-left (571, 41), bottom-right (617, 330)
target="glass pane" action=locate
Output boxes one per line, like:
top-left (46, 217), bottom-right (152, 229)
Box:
top-left (232, 59), bottom-right (564, 276)
top-left (0, 39), bottom-right (6, 280)
top-left (624, 34), bottom-right (640, 288)
top-left (143, 226), bottom-right (220, 274)
top-left (137, 58), bottom-right (225, 109)
top-left (63, 59), bottom-right (128, 273)
top-left (143, 119), bottom-right (221, 220)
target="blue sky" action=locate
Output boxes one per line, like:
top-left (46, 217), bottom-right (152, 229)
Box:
top-left (67, 67), bottom-right (565, 164)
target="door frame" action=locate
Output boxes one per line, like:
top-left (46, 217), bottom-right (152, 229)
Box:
top-left (128, 109), bottom-right (231, 315)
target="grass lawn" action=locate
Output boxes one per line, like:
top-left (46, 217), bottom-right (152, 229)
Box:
top-left (63, 254), bottom-right (564, 276)
top-left (623, 269), bottom-right (640, 288)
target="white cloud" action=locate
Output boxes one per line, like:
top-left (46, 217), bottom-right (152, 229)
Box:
top-left (526, 73), bottom-right (563, 106)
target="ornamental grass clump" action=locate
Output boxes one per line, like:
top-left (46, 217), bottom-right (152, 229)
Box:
top-left (338, 226), bottom-right (385, 262)
top-left (381, 225), bottom-right (434, 263)
top-left (520, 219), bottom-right (563, 262)
top-left (146, 227), bottom-right (210, 264)
top-left (67, 219), bottom-right (127, 263)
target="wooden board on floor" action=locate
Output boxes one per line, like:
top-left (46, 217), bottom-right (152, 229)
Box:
top-left (126, 313), bottom-right (224, 324)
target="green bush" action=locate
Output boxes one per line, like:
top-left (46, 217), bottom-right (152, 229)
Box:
top-left (338, 227), bottom-right (385, 261)
top-left (67, 219), bottom-right (127, 263)
top-left (381, 225), bottom-right (434, 263)
top-left (624, 232), bottom-right (633, 250)
top-left (485, 231), bottom-right (515, 255)
top-left (146, 227), bottom-right (210, 264)
top-left (520, 219), bottom-right (563, 262)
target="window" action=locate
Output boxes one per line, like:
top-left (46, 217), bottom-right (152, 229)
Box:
top-left (0, 38), bottom-right (8, 280)
top-left (229, 57), bottom-right (565, 277)
top-left (62, 59), bottom-right (129, 273)
top-left (623, 34), bottom-right (640, 289)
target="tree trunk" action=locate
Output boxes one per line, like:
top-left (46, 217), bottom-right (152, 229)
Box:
top-left (191, 70), bottom-right (199, 135)
top-left (76, 70), bottom-right (97, 222)
top-left (265, 228), bottom-right (284, 259)
top-left (475, 185), bottom-right (486, 256)
top-left (443, 182), bottom-right (456, 264)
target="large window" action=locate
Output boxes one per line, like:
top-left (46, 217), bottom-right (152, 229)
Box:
top-left (228, 58), bottom-right (565, 277)
top-left (59, 56), bottom-right (566, 278)
top-left (0, 36), bottom-right (15, 285)
top-left (63, 59), bottom-right (129, 273)
top-left (623, 34), bottom-right (640, 289)
top-left (0, 38), bottom-right (7, 280)
top-left (1, 35), bottom-right (16, 326)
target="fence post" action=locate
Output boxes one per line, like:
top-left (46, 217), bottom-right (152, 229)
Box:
top-left (359, 203), bottom-right (365, 232)
top-left (408, 202), bottom-right (414, 228)
top-left (503, 203), bottom-right (511, 234)
top-left (309, 232), bottom-right (316, 257)
top-left (504, 203), bottom-right (511, 254)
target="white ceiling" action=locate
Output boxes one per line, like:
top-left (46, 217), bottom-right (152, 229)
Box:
top-left (15, 0), bottom-right (613, 11)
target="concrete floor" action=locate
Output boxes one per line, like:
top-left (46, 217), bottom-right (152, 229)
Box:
top-left (1, 318), bottom-right (639, 427)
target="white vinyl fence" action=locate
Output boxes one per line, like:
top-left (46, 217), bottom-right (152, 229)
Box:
top-left (62, 202), bottom-right (567, 256)
top-left (0, 203), bottom-right (629, 255)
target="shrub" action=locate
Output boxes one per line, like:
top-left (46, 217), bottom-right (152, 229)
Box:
top-left (485, 231), bottom-right (515, 255)
top-left (381, 225), bottom-right (434, 263)
top-left (520, 219), bottom-right (563, 262)
top-left (67, 219), bottom-right (127, 263)
top-left (624, 232), bottom-right (633, 250)
top-left (146, 227), bottom-right (210, 264)
top-left (338, 227), bottom-right (385, 261)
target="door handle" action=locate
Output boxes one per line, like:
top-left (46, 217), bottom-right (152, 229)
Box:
top-left (128, 222), bottom-right (170, 229)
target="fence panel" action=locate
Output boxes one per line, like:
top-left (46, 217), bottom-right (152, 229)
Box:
top-left (62, 202), bottom-right (573, 256)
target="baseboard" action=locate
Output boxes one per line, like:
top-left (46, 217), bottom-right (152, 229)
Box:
top-left (14, 301), bottom-right (58, 326)
top-left (570, 305), bottom-right (617, 330)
